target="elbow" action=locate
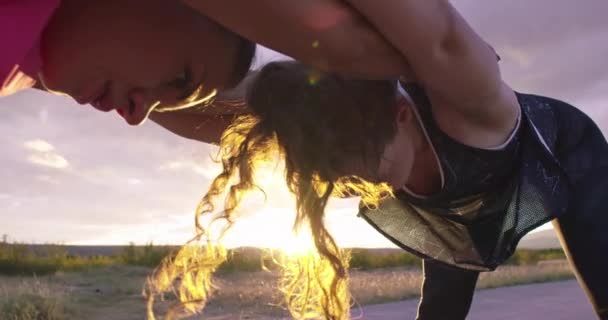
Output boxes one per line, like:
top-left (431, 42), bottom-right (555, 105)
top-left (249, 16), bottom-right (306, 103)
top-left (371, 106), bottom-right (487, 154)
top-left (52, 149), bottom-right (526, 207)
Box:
top-left (413, 0), bottom-right (460, 66)
top-left (316, 17), bottom-right (410, 78)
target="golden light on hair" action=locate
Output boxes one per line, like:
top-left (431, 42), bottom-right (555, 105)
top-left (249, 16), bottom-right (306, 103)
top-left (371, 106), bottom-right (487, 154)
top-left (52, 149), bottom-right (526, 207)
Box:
top-left (274, 224), bottom-right (352, 320)
top-left (143, 111), bottom-right (395, 320)
top-left (36, 71), bottom-right (71, 98)
top-left (144, 241), bottom-right (228, 320)
top-left (153, 85), bottom-right (218, 113)
top-left (279, 226), bottom-right (317, 256)
top-left (333, 177), bottom-right (394, 210)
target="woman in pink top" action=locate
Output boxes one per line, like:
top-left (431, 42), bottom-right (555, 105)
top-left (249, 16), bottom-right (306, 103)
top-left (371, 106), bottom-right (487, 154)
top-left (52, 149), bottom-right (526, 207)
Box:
top-left (1, 0), bottom-right (409, 134)
top-left (2, 0), bottom-right (257, 127)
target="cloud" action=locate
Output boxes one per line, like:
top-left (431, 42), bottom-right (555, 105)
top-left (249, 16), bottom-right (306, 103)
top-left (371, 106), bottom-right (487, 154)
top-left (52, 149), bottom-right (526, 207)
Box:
top-left (23, 139), bottom-right (69, 169)
top-left (127, 178), bottom-right (142, 185)
top-left (23, 139), bottom-right (55, 153)
top-left (35, 175), bottom-right (61, 185)
top-left (27, 153), bottom-right (69, 169)
top-left (499, 45), bottom-right (533, 69)
top-left (159, 158), bottom-right (220, 178)
top-left (454, 0), bottom-right (608, 105)
top-left (54, 213), bottom-right (198, 245)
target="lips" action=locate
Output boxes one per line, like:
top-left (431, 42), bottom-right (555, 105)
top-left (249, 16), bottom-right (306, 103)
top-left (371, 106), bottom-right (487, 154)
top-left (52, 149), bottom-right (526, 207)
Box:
top-left (75, 82), bottom-right (108, 106)
top-left (90, 83), bottom-right (112, 112)
top-left (120, 99), bottom-right (157, 126)
top-left (115, 101), bottom-right (135, 121)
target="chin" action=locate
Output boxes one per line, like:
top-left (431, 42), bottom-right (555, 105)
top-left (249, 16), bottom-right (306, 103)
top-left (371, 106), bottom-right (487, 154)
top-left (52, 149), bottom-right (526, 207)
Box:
top-left (37, 70), bottom-right (62, 94)
top-left (226, 38), bottom-right (256, 89)
top-left (390, 176), bottom-right (409, 189)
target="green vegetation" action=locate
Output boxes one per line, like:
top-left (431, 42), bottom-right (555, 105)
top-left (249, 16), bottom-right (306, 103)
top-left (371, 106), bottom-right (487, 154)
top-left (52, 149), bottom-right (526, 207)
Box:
top-left (0, 243), bottom-right (114, 276)
top-left (0, 241), bottom-right (264, 275)
top-left (0, 240), bottom-right (176, 276)
top-left (1, 293), bottom-right (69, 320)
top-left (118, 242), bottom-right (172, 268)
top-left (0, 237), bottom-right (568, 277)
top-left (0, 276), bottom-right (72, 320)
top-left (505, 248), bottom-right (566, 265)
top-left (349, 249), bottom-right (420, 270)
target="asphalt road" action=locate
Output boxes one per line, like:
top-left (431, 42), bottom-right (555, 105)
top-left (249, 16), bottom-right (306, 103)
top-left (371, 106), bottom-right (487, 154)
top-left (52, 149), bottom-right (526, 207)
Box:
top-left (357, 280), bottom-right (596, 320)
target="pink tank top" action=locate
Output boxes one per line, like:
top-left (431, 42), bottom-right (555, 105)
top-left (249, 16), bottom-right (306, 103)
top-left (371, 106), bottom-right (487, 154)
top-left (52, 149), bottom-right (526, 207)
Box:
top-left (0, 0), bottom-right (61, 97)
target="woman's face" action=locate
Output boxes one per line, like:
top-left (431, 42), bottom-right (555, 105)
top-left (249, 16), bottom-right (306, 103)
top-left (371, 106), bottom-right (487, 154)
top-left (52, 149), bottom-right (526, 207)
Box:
top-left (40, 0), bottom-right (252, 125)
top-left (342, 100), bottom-right (417, 188)
top-left (377, 126), bottom-right (416, 188)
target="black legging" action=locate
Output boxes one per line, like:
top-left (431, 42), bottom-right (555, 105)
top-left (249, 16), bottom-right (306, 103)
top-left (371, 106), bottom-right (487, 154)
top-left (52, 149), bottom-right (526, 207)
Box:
top-left (552, 168), bottom-right (608, 319)
top-left (553, 99), bottom-right (608, 319)
top-left (416, 259), bottom-right (479, 320)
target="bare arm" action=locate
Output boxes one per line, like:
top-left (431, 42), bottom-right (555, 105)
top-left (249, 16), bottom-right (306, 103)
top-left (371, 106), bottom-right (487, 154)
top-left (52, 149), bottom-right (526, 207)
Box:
top-left (344, 0), bottom-right (519, 147)
top-left (181, 0), bottom-right (415, 79)
top-left (149, 112), bottom-right (233, 145)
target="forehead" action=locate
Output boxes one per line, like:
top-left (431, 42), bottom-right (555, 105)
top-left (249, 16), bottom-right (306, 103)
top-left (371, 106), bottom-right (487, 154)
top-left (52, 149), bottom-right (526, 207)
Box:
top-left (71, 1), bottom-right (218, 49)
top-left (330, 150), bottom-right (381, 181)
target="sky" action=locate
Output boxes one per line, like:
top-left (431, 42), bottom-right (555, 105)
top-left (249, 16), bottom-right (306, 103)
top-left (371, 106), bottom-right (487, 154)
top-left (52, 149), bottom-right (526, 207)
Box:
top-left (1, 0), bottom-right (607, 248)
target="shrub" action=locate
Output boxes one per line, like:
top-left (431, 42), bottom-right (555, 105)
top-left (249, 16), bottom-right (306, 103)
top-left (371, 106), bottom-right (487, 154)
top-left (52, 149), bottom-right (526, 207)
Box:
top-left (505, 249), bottom-right (566, 266)
top-left (119, 242), bottom-right (172, 267)
top-left (0, 243), bottom-right (115, 276)
top-left (0, 277), bottom-right (71, 320)
top-left (349, 249), bottom-right (419, 270)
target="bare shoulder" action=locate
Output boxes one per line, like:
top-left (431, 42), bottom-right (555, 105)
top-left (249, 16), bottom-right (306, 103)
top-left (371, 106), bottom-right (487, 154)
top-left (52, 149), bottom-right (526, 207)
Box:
top-left (430, 82), bottom-right (521, 149)
top-left (343, 0), bottom-right (520, 148)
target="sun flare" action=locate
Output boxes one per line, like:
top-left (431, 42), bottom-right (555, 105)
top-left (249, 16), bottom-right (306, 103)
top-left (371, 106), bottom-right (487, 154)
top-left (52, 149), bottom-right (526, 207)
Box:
top-left (277, 227), bottom-right (317, 256)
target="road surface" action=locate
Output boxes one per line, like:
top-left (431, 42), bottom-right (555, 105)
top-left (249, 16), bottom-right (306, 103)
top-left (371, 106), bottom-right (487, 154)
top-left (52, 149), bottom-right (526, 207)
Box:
top-left (357, 280), bottom-right (596, 319)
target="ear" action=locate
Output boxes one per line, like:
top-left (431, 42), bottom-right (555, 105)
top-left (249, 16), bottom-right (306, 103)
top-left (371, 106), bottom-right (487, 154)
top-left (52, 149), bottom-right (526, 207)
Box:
top-left (395, 97), bottom-right (413, 128)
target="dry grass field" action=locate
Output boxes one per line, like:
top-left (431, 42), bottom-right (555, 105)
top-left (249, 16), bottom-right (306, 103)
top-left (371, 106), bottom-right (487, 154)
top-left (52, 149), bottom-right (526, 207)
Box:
top-left (0, 261), bottom-right (574, 320)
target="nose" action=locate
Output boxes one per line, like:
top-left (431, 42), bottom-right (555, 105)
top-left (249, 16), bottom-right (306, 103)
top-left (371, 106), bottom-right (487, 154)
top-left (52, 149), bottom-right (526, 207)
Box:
top-left (123, 86), bottom-right (182, 126)
top-left (121, 88), bottom-right (157, 126)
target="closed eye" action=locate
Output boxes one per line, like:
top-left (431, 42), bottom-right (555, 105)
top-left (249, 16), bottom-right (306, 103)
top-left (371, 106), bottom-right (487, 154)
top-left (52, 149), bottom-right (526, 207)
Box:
top-left (169, 67), bottom-right (196, 100)
top-left (154, 68), bottom-right (216, 113)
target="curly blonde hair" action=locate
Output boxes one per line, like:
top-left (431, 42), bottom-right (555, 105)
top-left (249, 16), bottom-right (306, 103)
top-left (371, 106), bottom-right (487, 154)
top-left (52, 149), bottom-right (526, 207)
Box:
top-left (145, 61), bottom-right (401, 319)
